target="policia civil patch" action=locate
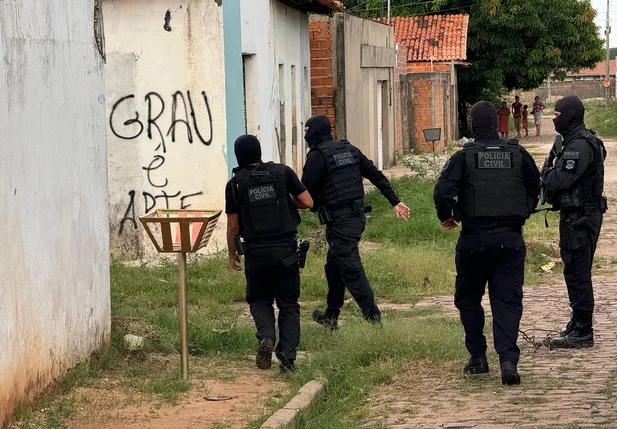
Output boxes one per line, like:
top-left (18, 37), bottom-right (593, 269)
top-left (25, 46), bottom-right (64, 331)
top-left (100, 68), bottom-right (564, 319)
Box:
top-left (561, 150), bottom-right (580, 172)
top-left (476, 150), bottom-right (512, 169)
top-left (248, 184), bottom-right (277, 202)
top-left (331, 150), bottom-right (355, 167)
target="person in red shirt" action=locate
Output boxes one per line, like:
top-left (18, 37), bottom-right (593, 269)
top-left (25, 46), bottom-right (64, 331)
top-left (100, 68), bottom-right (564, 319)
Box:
top-left (512, 96), bottom-right (523, 138)
top-left (497, 101), bottom-right (511, 139)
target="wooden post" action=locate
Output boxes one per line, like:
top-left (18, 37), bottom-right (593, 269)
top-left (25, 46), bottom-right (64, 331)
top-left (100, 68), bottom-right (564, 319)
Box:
top-left (178, 252), bottom-right (189, 380)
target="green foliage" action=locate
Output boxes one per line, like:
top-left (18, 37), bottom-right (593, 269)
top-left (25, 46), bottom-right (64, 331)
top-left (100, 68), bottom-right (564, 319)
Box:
top-left (340, 0), bottom-right (605, 101)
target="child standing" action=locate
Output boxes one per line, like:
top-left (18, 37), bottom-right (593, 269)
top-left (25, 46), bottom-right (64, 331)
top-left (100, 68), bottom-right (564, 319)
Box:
top-left (522, 105), bottom-right (529, 137)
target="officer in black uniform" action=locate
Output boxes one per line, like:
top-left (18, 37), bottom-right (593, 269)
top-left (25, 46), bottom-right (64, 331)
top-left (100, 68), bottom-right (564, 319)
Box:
top-left (301, 115), bottom-right (410, 329)
top-left (225, 135), bottom-right (313, 372)
top-left (434, 101), bottom-right (541, 385)
top-left (541, 96), bottom-right (607, 349)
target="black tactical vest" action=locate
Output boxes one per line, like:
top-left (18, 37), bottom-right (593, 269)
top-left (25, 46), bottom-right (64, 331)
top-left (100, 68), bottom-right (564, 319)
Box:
top-left (232, 162), bottom-right (297, 241)
top-left (559, 131), bottom-right (605, 213)
top-left (314, 140), bottom-right (364, 209)
top-left (459, 140), bottom-right (530, 221)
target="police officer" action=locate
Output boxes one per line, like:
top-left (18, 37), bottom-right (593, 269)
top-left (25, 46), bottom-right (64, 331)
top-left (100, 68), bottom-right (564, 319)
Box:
top-left (225, 135), bottom-right (313, 372)
top-left (434, 101), bottom-right (541, 385)
top-left (541, 96), bottom-right (607, 349)
top-left (301, 115), bottom-right (410, 329)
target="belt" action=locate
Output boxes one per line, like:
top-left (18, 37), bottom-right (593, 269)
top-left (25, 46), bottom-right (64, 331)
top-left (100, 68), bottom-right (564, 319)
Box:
top-left (462, 226), bottom-right (522, 235)
top-left (329, 206), bottom-right (357, 219)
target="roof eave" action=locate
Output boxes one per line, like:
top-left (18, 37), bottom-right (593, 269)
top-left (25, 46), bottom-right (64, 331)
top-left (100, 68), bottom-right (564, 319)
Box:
top-left (278, 0), bottom-right (344, 14)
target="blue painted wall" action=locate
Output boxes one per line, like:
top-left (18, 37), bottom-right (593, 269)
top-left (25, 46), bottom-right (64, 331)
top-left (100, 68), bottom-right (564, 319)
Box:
top-left (222, 0), bottom-right (245, 178)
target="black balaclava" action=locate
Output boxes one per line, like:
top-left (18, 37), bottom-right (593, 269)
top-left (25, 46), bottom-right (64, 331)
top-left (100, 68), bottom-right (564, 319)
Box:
top-left (304, 115), bottom-right (333, 147)
top-left (470, 101), bottom-right (499, 141)
top-left (554, 96), bottom-right (585, 137)
top-left (234, 134), bottom-right (262, 168)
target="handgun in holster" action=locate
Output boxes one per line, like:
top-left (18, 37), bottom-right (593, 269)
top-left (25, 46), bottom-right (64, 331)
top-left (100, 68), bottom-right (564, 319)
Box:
top-left (234, 235), bottom-right (246, 255)
top-left (297, 239), bottom-right (310, 269)
top-left (317, 206), bottom-right (332, 225)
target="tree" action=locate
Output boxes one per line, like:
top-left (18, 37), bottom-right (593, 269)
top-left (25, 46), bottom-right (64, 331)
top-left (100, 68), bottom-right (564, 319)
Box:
top-left (610, 47), bottom-right (617, 60)
top-left (341, 0), bottom-right (605, 102)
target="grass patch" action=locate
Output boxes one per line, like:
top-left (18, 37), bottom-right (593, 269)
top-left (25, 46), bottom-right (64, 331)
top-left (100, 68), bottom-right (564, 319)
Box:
top-left (508, 396), bottom-right (549, 405)
top-left (267, 313), bottom-right (468, 429)
top-left (12, 176), bottom-right (560, 428)
top-left (585, 101), bottom-right (617, 139)
top-left (599, 370), bottom-right (617, 399)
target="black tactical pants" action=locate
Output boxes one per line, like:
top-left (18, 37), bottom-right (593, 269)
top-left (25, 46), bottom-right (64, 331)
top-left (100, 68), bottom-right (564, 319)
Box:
top-left (454, 231), bottom-right (525, 365)
top-left (245, 244), bottom-right (300, 361)
top-left (324, 214), bottom-right (380, 320)
top-left (559, 210), bottom-right (603, 324)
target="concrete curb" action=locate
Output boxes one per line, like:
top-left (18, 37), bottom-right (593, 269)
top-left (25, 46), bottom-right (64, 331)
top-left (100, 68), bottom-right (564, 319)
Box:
top-left (260, 379), bottom-right (326, 429)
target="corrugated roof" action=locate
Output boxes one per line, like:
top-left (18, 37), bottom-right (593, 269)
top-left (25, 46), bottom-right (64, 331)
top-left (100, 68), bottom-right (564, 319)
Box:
top-left (569, 60), bottom-right (616, 77)
top-left (390, 14), bottom-right (469, 62)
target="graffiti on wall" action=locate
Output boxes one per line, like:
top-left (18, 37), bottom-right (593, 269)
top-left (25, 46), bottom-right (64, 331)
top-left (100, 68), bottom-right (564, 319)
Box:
top-left (109, 90), bottom-right (214, 235)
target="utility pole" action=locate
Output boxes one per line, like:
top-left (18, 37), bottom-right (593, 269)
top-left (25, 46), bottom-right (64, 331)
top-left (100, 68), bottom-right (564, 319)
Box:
top-left (387, 0), bottom-right (391, 25)
top-left (604, 0), bottom-right (610, 107)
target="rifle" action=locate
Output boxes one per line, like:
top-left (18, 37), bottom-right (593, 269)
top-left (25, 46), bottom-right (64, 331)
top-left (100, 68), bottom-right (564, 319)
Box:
top-left (539, 135), bottom-right (563, 207)
top-left (536, 135), bottom-right (563, 227)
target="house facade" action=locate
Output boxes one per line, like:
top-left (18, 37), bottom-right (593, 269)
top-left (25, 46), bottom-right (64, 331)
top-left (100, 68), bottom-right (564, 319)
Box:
top-left (392, 14), bottom-right (469, 153)
top-left (240, 0), bottom-right (344, 175)
top-left (310, 13), bottom-right (397, 170)
top-left (104, 0), bottom-right (342, 260)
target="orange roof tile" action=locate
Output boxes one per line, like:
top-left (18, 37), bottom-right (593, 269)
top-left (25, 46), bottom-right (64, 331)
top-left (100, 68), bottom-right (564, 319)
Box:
top-left (390, 14), bottom-right (469, 62)
top-left (569, 60), bottom-right (616, 77)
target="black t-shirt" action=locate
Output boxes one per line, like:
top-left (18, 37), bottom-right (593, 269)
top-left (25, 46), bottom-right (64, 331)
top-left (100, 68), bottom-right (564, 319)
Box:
top-left (225, 163), bottom-right (307, 214)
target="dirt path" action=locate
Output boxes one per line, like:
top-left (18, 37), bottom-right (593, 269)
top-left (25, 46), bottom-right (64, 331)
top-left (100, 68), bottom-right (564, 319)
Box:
top-left (365, 119), bottom-right (617, 429)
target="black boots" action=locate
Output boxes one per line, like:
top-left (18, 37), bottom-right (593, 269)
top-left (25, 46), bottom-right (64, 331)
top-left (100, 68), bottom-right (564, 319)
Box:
top-left (275, 350), bottom-right (296, 373)
top-left (553, 312), bottom-right (594, 349)
top-left (551, 325), bottom-right (594, 348)
top-left (313, 308), bottom-right (382, 329)
top-left (464, 356), bottom-right (521, 385)
top-left (312, 309), bottom-right (338, 330)
top-left (464, 356), bottom-right (489, 375)
top-left (501, 361), bottom-right (521, 386)
top-left (256, 338), bottom-right (274, 370)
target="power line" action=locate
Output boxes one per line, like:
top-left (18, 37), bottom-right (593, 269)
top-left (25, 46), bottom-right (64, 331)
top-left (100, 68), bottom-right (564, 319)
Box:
top-left (356, 0), bottom-right (445, 13)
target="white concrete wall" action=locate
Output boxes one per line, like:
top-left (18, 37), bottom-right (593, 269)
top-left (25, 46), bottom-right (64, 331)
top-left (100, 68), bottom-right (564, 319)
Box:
top-left (104, 0), bottom-right (228, 259)
top-left (340, 14), bottom-right (396, 168)
top-left (241, 0), bottom-right (311, 175)
top-left (0, 0), bottom-right (110, 424)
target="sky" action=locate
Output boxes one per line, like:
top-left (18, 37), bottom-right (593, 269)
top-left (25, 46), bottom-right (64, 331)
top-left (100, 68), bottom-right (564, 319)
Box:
top-left (591, 0), bottom-right (617, 48)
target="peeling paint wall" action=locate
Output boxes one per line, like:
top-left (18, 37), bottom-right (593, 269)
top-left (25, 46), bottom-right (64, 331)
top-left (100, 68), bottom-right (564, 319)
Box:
top-left (0, 0), bottom-right (110, 425)
top-left (104, 0), bottom-right (229, 259)
top-left (240, 0), bottom-right (312, 175)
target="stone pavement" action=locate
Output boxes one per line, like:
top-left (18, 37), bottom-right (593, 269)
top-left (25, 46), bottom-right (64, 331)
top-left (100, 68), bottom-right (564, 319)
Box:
top-left (364, 126), bottom-right (617, 428)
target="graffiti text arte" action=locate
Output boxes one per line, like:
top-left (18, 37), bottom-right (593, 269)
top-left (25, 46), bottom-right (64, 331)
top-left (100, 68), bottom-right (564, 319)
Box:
top-left (109, 90), bottom-right (214, 151)
top-left (119, 190), bottom-right (204, 235)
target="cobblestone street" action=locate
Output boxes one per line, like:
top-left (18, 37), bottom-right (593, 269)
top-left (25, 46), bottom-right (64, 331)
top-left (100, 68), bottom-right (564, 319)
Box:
top-left (366, 122), bottom-right (617, 429)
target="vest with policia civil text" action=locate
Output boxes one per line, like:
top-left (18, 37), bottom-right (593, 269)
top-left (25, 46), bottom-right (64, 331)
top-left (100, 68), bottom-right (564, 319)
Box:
top-left (459, 140), bottom-right (530, 221)
top-left (232, 162), bottom-right (297, 241)
top-left (557, 130), bottom-right (606, 213)
top-left (314, 140), bottom-right (364, 209)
